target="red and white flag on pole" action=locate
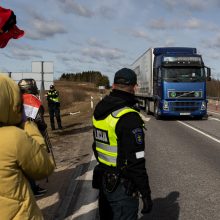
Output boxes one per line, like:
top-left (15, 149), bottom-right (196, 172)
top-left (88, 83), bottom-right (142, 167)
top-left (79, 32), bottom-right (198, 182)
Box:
top-left (22, 94), bottom-right (42, 119)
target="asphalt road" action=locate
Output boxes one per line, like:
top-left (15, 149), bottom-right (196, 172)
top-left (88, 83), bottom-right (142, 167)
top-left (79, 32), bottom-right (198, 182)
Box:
top-left (64, 110), bottom-right (220, 220)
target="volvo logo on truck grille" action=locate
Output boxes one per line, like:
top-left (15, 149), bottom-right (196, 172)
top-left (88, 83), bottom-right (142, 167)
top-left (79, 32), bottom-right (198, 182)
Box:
top-left (168, 91), bottom-right (202, 99)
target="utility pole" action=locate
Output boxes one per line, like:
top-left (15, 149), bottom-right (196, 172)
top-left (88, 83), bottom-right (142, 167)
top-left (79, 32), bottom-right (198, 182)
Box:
top-left (40, 61), bottom-right (45, 104)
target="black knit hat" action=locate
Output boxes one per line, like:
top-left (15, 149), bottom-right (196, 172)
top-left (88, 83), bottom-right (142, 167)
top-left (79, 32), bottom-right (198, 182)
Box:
top-left (114, 68), bottom-right (137, 85)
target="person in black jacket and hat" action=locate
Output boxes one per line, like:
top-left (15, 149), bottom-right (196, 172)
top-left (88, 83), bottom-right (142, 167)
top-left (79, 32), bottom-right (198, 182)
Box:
top-left (92, 68), bottom-right (153, 220)
top-left (46, 85), bottom-right (62, 130)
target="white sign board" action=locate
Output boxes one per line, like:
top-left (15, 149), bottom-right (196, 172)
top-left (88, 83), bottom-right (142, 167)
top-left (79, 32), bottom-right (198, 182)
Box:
top-left (32, 61), bottom-right (53, 73)
top-left (31, 61), bottom-right (54, 90)
top-left (0, 61), bottom-right (54, 90)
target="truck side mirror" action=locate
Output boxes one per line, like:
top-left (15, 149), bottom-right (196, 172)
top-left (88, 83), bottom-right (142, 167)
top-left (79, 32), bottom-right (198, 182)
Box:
top-left (206, 67), bottom-right (211, 81)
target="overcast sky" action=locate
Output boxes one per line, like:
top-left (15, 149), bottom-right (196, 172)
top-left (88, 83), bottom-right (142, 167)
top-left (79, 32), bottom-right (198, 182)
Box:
top-left (1, 0), bottom-right (220, 83)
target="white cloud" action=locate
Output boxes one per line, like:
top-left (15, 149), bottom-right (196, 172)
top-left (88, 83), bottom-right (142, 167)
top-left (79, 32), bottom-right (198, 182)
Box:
top-left (56, 54), bottom-right (73, 62)
top-left (130, 30), bottom-right (152, 40)
top-left (149, 18), bottom-right (170, 29)
top-left (115, 28), bottom-right (153, 41)
top-left (184, 18), bottom-right (203, 29)
top-left (164, 0), bottom-right (208, 11)
top-left (8, 44), bottom-right (42, 60)
top-left (87, 38), bottom-right (106, 48)
top-left (26, 16), bottom-right (67, 40)
top-left (57, 0), bottom-right (94, 17)
top-left (98, 6), bottom-right (116, 19)
top-left (81, 47), bottom-right (123, 61)
top-left (56, 53), bottom-right (95, 65)
top-left (209, 52), bottom-right (220, 60)
top-left (164, 38), bottom-right (176, 46)
top-left (201, 33), bottom-right (220, 48)
top-left (149, 17), bottom-right (216, 31)
top-left (213, 35), bottom-right (220, 47)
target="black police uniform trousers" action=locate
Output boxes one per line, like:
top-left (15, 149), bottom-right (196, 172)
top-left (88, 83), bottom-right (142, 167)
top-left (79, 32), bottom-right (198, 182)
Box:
top-left (48, 104), bottom-right (62, 129)
top-left (99, 181), bottom-right (139, 220)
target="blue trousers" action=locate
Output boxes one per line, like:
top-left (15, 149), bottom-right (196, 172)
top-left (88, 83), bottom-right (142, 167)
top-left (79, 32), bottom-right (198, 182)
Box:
top-left (99, 181), bottom-right (139, 220)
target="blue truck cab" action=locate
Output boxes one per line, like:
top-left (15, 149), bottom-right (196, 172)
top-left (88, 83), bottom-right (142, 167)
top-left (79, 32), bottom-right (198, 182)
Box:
top-left (153, 47), bottom-right (211, 119)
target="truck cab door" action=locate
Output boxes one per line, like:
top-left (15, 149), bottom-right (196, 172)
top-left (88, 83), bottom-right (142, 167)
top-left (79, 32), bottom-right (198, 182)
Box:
top-left (153, 67), bottom-right (162, 98)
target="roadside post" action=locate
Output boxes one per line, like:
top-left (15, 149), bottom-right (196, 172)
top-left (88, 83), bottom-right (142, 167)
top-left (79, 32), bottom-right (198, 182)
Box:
top-left (215, 100), bottom-right (219, 111)
top-left (91, 96), bottom-right (94, 109)
top-left (98, 86), bottom-right (105, 101)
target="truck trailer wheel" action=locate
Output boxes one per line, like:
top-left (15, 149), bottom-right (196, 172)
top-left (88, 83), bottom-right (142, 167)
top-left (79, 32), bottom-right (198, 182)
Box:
top-left (154, 102), bottom-right (161, 120)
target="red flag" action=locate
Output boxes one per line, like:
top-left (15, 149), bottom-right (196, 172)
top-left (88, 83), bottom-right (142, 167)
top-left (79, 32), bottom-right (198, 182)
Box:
top-left (0, 6), bottom-right (25, 48)
top-left (22, 94), bottom-right (42, 120)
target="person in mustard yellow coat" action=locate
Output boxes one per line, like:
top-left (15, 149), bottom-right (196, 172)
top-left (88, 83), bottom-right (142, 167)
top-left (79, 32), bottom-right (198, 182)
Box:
top-left (0, 75), bottom-right (55, 220)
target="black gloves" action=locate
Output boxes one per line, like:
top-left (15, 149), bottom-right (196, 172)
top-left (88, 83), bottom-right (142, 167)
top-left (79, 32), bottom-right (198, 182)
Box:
top-left (141, 195), bottom-right (153, 214)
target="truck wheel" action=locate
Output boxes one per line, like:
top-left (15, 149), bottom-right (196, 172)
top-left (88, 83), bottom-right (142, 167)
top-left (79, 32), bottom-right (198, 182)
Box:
top-left (145, 100), bottom-right (151, 115)
top-left (154, 102), bottom-right (160, 120)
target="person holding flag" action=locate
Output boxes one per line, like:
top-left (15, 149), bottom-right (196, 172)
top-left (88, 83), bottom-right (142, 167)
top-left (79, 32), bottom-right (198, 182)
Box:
top-left (0, 7), bottom-right (55, 220)
top-left (18, 79), bottom-right (49, 197)
top-left (0, 75), bottom-right (55, 220)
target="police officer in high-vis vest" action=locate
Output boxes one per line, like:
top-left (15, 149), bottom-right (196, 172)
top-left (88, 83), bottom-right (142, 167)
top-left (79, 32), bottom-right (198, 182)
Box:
top-left (92, 68), bottom-right (153, 220)
top-left (46, 85), bottom-right (62, 130)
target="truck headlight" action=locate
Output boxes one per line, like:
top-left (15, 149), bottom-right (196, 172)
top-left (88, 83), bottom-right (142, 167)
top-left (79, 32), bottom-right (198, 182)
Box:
top-left (201, 101), bottom-right (206, 110)
top-left (163, 101), bottom-right (169, 110)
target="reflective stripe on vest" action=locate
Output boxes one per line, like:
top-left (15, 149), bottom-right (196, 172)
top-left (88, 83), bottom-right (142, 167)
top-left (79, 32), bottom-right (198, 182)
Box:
top-left (93, 107), bottom-right (139, 167)
top-left (48, 90), bottom-right (59, 103)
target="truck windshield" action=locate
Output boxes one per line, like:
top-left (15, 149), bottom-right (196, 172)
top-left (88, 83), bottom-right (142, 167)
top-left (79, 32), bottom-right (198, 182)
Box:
top-left (162, 67), bottom-right (206, 82)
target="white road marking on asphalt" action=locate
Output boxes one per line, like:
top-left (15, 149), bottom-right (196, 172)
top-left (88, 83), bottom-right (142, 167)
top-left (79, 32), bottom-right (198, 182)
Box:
top-left (208, 110), bottom-right (220, 116)
top-left (140, 113), bottom-right (151, 122)
top-left (70, 200), bottom-right (98, 220)
top-left (178, 121), bottom-right (220, 144)
top-left (37, 192), bottom-right (59, 209)
top-left (209, 117), bottom-right (220, 122)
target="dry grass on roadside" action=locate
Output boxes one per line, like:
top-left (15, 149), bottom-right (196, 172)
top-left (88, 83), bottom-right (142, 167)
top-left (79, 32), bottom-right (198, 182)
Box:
top-left (42, 80), bottom-right (109, 113)
top-left (54, 80), bottom-right (99, 109)
top-left (58, 89), bottom-right (87, 108)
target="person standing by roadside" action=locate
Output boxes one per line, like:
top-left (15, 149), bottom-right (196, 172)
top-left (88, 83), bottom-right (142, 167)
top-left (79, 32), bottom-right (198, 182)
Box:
top-left (92, 68), bottom-right (153, 220)
top-left (46, 84), bottom-right (62, 130)
top-left (18, 78), bottom-right (48, 197)
top-left (0, 7), bottom-right (54, 219)
top-left (0, 75), bottom-right (55, 220)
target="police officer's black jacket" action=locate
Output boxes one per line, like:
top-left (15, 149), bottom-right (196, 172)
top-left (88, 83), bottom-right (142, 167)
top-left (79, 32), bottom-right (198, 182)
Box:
top-left (93, 89), bottom-right (151, 197)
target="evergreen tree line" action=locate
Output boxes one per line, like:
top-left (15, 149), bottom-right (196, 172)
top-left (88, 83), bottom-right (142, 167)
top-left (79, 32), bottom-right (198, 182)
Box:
top-left (60, 71), bottom-right (110, 88)
top-left (207, 79), bottom-right (220, 99)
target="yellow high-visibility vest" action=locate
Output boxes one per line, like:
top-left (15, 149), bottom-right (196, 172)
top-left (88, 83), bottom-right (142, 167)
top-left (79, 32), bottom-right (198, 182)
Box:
top-left (93, 106), bottom-right (139, 167)
top-left (47, 90), bottom-right (59, 103)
